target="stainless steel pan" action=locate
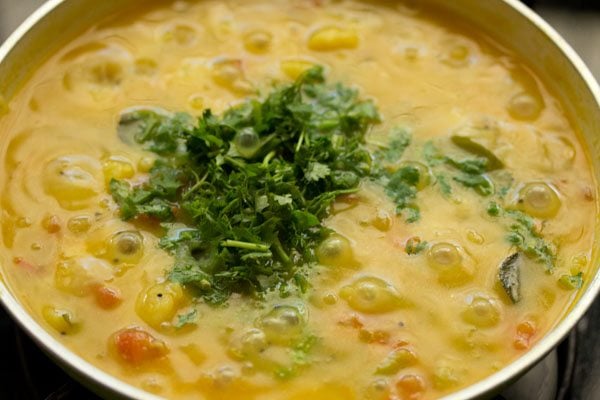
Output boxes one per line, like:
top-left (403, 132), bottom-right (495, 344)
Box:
top-left (0, 1), bottom-right (598, 399)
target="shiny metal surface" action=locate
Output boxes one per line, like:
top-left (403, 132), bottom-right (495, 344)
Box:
top-left (0, 1), bottom-right (599, 399)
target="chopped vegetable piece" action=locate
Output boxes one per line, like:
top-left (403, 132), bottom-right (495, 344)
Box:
top-left (375, 348), bottom-right (417, 375)
top-left (42, 306), bottom-right (80, 335)
top-left (558, 272), bottom-right (584, 290)
top-left (174, 308), bottom-right (198, 329)
top-left (451, 135), bottom-right (504, 170)
top-left (487, 201), bottom-right (501, 217)
top-left (383, 165), bottom-right (422, 222)
top-left (514, 320), bottom-right (537, 350)
top-left (94, 285), bottom-right (123, 309)
top-left (499, 252), bottom-right (522, 303)
top-left (505, 210), bottom-right (555, 270)
top-left (112, 327), bottom-right (169, 364)
top-left (453, 173), bottom-right (494, 196)
top-left (405, 237), bottom-right (428, 255)
top-left (395, 374), bottom-right (426, 400)
top-left (308, 27), bottom-right (359, 51)
top-left (275, 334), bottom-right (319, 379)
top-left (377, 128), bottom-right (411, 163)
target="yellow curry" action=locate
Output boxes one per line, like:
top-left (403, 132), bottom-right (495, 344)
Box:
top-left (0, 1), bottom-right (596, 399)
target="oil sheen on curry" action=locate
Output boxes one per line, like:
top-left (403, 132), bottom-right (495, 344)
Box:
top-left (0, 0), bottom-right (595, 399)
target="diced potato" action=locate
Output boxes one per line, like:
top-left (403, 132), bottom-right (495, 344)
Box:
top-left (212, 59), bottom-right (244, 86)
top-left (211, 59), bottom-right (255, 95)
top-left (432, 363), bottom-right (461, 390)
top-left (138, 156), bottom-right (156, 173)
top-left (163, 24), bottom-right (197, 46)
top-left (466, 230), bottom-right (484, 244)
top-left (42, 306), bottom-right (80, 335)
top-left (134, 58), bottom-right (158, 76)
top-left (42, 215), bottom-right (61, 233)
top-left (280, 60), bottom-right (315, 80)
top-left (439, 38), bottom-right (474, 68)
top-left (54, 257), bottom-right (114, 296)
top-left (67, 215), bottom-right (93, 234)
top-left (102, 156), bottom-right (135, 184)
top-left (375, 348), bottom-right (417, 375)
top-left (243, 30), bottom-right (272, 53)
top-left (89, 61), bottom-right (124, 86)
top-left (136, 282), bottom-right (185, 328)
top-left (308, 27), bottom-right (359, 51)
top-left (180, 344), bottom-right (207, 366)
top-left (364, 379), bottom-right (390, 400)
top-left (371, 209), bottom-right (392, 231)
top-left (43, 155), bottom-right (101, 210)
top-left (188, 94), bottom-right (204, 110)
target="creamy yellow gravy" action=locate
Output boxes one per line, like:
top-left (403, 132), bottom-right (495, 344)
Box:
top-left (0, 0), bottom-right (596, 399)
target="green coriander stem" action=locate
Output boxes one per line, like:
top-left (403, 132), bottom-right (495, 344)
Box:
top-left (224, 156), bottom-right (246, 169)
top-left (221, 240), bottom-right (270, 252)
top-left (272, 237), bottom-right (292, 267)
top-left (262, 150), bottom-right (276, 166)
top-left (183, 170), bottom-right (208, 200)
top-left (295, 130), bottom-right (305, 153)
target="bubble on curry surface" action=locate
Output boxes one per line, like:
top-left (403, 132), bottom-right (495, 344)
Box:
top-left (159, 23), bottom-right (200, 47)
top-left (426, 242), bottom-right (474, 287)
top-left (339, 276), bottom-right (407, 313)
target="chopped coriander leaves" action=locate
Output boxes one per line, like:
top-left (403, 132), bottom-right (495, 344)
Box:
top-left (111, 67), bottom-right (379, 304)
top-left (405, 237), bottom-right (428, 255)
top-left (488, 204), bottom-right (556, 271)
top-left (450, 135), bottom-right (504, 170)
top-left (378, 128), bottom-right (411, 163)
top-left (453, 173), bottom-right (494, 196)
top-left (558, 272), bottom-right (584, 290)
top-left (174, 309), bottom-right (198, 329)
top-left (383, 165), bottom-right (422, 222)
top-left (487, 201), bottom-right (501, 217)
top-left (274, 334), bottom-right (319, 380)
top-left (110, 66), bottom-right (572, 307)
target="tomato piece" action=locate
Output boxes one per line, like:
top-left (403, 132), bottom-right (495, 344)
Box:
top-left (112, 327), bottom-right (168, 364)
top-left (13, 257), bottom-right (39, 273)
top-left (396, 374), bottom-right (426, 400)
top-left (42, 215), bottom-right (62, 233)
top-left (338, 314), bottom-right (364, 329)
top-left (513, 320), bottom-right (537, 350)
top-left (94, 285), bottom-right (122, 309)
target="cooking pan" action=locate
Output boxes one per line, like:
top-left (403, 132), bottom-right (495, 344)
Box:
top-left (0, 0), bottom-right (598, 399)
